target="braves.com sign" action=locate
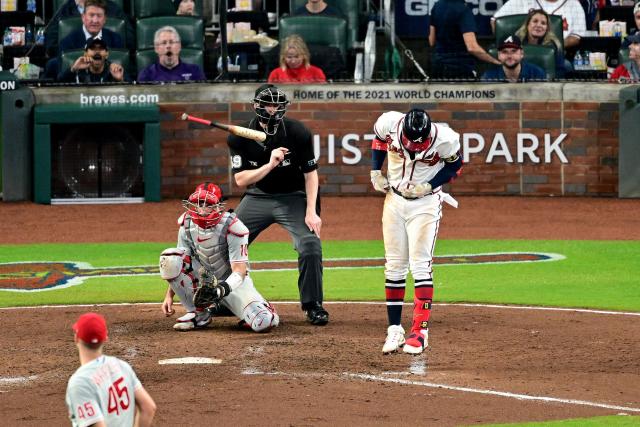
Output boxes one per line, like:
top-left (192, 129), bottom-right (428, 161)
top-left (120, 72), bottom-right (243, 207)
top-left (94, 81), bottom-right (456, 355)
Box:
top-left (312, 132), bottom-right (568, 165)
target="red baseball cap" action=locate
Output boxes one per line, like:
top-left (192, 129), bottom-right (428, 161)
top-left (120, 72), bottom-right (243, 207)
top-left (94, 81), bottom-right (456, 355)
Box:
top-left (73, 312), bottom-right (108, 344)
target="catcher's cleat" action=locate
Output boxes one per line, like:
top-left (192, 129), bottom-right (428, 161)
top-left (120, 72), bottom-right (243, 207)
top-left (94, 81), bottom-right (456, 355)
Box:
top-left (303, 301), bottom-right (329, 326)
top-left (403, 329), bottom-right (428, 355)
top-left (382, 324), bottom-right (406, 354)
top-left (173, 310), bottom-right (212, 331)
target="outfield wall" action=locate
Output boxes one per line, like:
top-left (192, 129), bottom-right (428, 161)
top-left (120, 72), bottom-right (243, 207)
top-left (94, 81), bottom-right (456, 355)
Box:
top-left (30, 82), bottom-right (628, 198)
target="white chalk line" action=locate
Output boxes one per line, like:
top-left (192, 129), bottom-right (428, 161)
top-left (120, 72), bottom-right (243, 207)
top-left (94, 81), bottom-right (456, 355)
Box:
top-left (349, 373), bottom-right (640, 413)
top-left (1, 301), bottom-right (639, 317)
top-left (243, 370), bottom-right (640, 414)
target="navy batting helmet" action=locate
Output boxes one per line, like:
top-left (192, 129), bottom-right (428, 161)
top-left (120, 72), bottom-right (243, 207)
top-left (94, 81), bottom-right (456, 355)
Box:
top-left (401, 109), bottom-right (432, 152)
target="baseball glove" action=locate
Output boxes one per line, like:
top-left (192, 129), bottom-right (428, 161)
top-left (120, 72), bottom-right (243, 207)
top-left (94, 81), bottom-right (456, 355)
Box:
top-left (193, 267), bottom-right (231, 308)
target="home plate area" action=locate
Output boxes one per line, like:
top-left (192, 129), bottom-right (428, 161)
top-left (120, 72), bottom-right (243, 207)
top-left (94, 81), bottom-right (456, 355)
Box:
top-left (0, 302), bottom-right (638, 425)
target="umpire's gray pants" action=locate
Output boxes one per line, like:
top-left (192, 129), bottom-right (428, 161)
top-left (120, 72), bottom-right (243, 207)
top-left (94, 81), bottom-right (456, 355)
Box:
top-left (235, 190), bottom-right (323, 305)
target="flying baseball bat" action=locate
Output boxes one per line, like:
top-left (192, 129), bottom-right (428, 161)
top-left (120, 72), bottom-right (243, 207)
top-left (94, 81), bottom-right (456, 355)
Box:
top-left (180, 113), bottom-right (267, 142)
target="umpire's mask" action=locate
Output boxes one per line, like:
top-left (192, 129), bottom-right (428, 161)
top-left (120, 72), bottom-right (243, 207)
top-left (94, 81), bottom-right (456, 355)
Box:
top-left (252, 84), bottom-right (290, 135)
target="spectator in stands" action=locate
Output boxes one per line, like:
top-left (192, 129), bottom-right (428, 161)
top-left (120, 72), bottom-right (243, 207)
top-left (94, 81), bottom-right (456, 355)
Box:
top-left (491, 0), bottom-right (587, 49)
top-left (268, 34), bottom-right (327, 83)
top-left (482, 35), bottom-right (547, 82)
top-left (57, 38), bottom-right (127, 83)
top-left (515, 9), bottom-right (566, 76)
top-left (429, 0), bottom-right (501, 79)
top-left (621, 2), bottom-right (640, 48)
top-left (293, 0), bottom-right (345, 17)
top-left (137, 26), bottom-right (205, 82)
top-left (46, 0), bottom-right (133, 57)
top-left (175, 0), bottom-right (196, 16)
top-left (44, 0), bottom-right (125, 79)
top-left (611, 33), bottom-right (640, 81)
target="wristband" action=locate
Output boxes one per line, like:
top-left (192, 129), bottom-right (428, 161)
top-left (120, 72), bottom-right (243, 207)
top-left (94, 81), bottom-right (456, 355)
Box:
top-left (225, 272), bottom-right (243, 290)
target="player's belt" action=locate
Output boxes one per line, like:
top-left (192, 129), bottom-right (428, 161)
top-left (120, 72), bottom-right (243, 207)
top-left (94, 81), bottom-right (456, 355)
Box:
top-left (391, 187), bottom-right (425, 200)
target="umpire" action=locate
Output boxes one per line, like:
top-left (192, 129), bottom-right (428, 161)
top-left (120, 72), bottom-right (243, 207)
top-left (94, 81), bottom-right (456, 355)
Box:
top-left (226, 84), bottom-right (329, 325)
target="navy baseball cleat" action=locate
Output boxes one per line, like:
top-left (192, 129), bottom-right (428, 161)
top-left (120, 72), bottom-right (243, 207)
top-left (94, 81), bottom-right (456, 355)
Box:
top-left (303, 302), bottom-right (329, 325)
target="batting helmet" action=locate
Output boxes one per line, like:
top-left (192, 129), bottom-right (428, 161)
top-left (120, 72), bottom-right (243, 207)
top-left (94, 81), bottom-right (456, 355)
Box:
top-left (401, 109), bottom-right (433, 153)
top-left (252, 83), bottom-right (290, 135)
top-left (183, 182), bottom-right (225, 228)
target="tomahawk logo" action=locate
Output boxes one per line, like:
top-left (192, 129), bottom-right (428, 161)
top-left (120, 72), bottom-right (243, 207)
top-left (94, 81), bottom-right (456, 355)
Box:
top-left (0, 253), bottom-right (565, 292)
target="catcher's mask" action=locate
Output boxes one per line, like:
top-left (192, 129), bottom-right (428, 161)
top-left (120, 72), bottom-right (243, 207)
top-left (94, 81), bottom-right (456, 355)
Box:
top-left (183, 183), bottom-right (225, 229)
top-left (400, 109), bottom-right (433, 153)
top-left (252, 83), bottom-right (290, 135)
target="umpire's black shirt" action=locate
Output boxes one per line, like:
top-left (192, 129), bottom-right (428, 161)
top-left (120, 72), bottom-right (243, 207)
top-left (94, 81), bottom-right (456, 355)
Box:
top-left (227, 117), bottom-right (318, 194)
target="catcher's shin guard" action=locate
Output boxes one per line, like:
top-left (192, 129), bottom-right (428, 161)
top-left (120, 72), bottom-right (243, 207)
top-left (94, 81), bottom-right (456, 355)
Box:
top-left (160, 248), bottom-right (199, 312)
top-left (243, 301), bottom-right (279, 332)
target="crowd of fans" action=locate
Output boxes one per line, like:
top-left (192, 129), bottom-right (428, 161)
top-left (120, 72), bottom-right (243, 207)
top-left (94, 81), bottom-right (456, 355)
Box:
top-left (2, 0), bottom-right (639, 84)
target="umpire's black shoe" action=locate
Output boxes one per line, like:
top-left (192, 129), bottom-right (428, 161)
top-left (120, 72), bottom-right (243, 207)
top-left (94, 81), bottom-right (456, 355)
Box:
top-left (303, 302), bottom-right (329, 326)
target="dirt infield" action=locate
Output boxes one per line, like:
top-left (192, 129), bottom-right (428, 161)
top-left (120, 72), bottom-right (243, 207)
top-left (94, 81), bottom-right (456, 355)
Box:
top-left (1, 196), bottom-right (640, 426)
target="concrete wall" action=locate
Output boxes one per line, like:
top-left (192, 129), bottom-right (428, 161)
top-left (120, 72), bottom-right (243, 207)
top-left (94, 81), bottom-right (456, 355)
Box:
top-left (32, 82), bottom-right (630, 198)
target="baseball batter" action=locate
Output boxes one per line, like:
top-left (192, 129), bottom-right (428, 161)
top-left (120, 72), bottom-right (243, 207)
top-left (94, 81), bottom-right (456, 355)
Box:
top-left (159, 182), bottom-right (279, 332)
top-left (370, 109), bottom-right (463, 355)
top-left (66, 312), bottom-right (156, 427)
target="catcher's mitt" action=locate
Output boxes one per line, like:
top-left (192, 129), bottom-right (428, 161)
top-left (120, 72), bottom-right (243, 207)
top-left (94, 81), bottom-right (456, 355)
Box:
top-left (193, 267), bottom-right (230, 308)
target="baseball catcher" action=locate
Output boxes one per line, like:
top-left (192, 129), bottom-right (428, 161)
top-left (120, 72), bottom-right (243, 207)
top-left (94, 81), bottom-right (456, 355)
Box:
top-left (371, 109), bottom-right (462, 355)
top-left (159, 182), bottom-right (279, 332)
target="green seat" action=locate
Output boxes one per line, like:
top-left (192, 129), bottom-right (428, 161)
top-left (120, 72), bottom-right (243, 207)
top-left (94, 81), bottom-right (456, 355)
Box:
top-left (279, 15), bottom-right (348, 62)
top-left (133, 0), bottom-right (203, 18)
top-left (58, 16), bottom-right (128, 48)
top-left (55, 0), bottom-right (124, 10)
top-left (133, 0), bottom-right (175, 18)
top-left (135, 48), bottom-right (204, 76)
top-left (523, 45), bottom-right (556, 80)
top-left (60, 48), bottom-right (132, 77)
top-left (495, 14), bottom-right (564, 52)
top-left (488, 44), bottom-right (555, 80)
top-left (136, 16), bottom-right (204, 50)
top-left (290, 0), bottom-right (362, 49)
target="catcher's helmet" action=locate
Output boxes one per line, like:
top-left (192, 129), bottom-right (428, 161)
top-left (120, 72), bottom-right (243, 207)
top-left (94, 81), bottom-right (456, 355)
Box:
top-left (252, 84), bottom-right (290, 135)
top-left (401, 109), bottom-right (433, 152)
top-left (183, 182), bottom-right (225, 228)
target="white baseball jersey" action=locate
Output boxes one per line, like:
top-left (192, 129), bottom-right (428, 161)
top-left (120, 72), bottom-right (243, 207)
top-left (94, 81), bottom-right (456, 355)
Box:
top-left (177, 211), bottom-right (249, 280)
top-left (66, 355), bottom-right (141, 427)
top-left (373, 111), bottom-right (460, 192)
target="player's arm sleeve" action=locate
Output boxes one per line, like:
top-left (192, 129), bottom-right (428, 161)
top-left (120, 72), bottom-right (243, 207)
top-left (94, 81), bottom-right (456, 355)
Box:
top-left (66, 377), bottom-right (104, 427)
top-left (227, 218), bottom-right (250, 264)
top-left (429, 153), bottom-right (463, 189)
top-left (176, 226), bottom-right (192, 256)
top-left (429, 133), bottom-right (463, 188)
top-left (371, 116), bottom-right (390, 170)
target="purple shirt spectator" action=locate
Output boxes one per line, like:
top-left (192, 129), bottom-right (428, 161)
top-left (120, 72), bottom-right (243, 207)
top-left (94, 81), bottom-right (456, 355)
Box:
top-left (137, 61), bottom-right (205, 82)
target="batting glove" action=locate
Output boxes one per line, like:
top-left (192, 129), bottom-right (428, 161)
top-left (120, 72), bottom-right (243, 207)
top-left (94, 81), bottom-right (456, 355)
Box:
top-left (370, 170), bottom-right (390, 193)
top-left (400, 182), bottom-right (432, 199)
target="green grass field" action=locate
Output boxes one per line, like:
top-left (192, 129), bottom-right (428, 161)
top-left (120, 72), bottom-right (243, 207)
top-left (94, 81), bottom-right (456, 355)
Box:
top-left (1, 239), bottom-right (639, 426)
top-left (1, 240), bottom-right (639, 312)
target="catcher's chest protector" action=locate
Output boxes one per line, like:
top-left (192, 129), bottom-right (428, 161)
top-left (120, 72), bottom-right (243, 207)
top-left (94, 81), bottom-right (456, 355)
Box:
top-left (184, 213), bottom-right (234, 281)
